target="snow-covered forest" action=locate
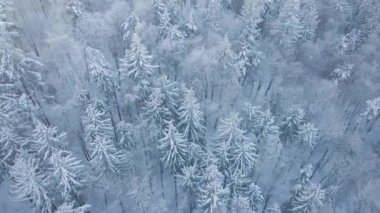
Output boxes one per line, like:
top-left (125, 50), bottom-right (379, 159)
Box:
top-left (0, 0), bottom-right (380, 212)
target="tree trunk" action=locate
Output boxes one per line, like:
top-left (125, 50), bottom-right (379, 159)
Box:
top-left (174, 176), bottom-right (178, 211)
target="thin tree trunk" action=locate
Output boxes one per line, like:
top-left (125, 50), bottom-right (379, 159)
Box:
top-left (112, 89), bottom-right (122, 121)
top-left (174, 176), bottom-right (178, 211)
top-left (159, 162), bottom-right (165, 199)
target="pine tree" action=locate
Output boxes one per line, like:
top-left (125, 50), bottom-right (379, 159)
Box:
top-left (144, 87), bottom-right (171, 127)
top-left (177, 165), bottom-right (200, 212)
top-left (177, 165), bottom-right (200, 190)
top-left (200, 0), bottom-right (223, 31)
top-left (156, 3), bottom-right (184, 40)
top-left (119, 33), bottom-right (156, 80)
top-left (10, 157), bottom-right (53, 213)
top-left (85, 47), bottom-right (117, 93)
top-left (242, 103), bottom-right (262, 130)
top-left (271, 0), bottom-right (319, 51)
top-left (121, 13), bottom-right (139, 48)
top-left (215, 35), bottom-right (240, 81)
top-left (66, 0), bottom-right (85, 20)
top-left (25, 122), bottom-right (67, 160)
top-left (198, 177), bottom-right (228, 213)
top-left (288, 183), bottom-right (325, 212)
top-left (116, 121), bottom-right (134, 148)
top-left (247, 182), bottom-right (264, 211)
top-left (330, 64), bottom-right (353, 83)
top-left (299, 0), bottom-right (319, 41)
top-left (238, 23), bottom-right (262, 80)
top-left (152, 0), bottom-right (166, 23)
top-left (185, 9), bottom-right (198, 34)
top-left (89, 135), bottom-right (131, 176)
top-left (0, 126), bottom-right (21, 165)
top-left (229, 139), bottom-right (257, 176)
top-left (231, 194), bottom-right (251, 213)
top-left (298, 123), bottom-right (319, 149)
top-left (158, 121), bottom-right (188, 174)
top-left (187, 142), bottom-right (205, 164)
top-left (178, 88), bottom-right (206, 145)
top-left (82, 102), bottom-right (114, 145)
top-left (154, 75), bottom-right (183, 118)
top-left (203, 161), bottom-right (225, 184)
top-left (50, 150), bottom-right (85, 198)
top-left (363, 96), bottom-right (380, 120)
top-left (159, 7), bottom-right (172, 35)
top-left (214, 112), bottom-right (247, 170)
top-left (241, 0), bottom-right (268, 24)
top-left (252, 109), bottom-right (279, 143)
top-left (271, 0), bottom-right (303, 51)
top-left (280, 106), bottom-right (305, 143)
top-left (287, 165), bottom-right (326, 212)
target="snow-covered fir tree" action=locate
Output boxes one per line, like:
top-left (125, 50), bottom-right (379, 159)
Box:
top-left (49, 150), bottom-right (85, 199)
top-left (280, 106), bottom-right (305, 143)
top-left (178, 87), bottom-right (206, 146)
top-left (214, 112), bottom-right (247, 170)
top-left (153, 75), bottom-right (183, 119)
top-left (116, 121), bottom-right (134, 148)
top-left (82, 102), bottom-right (114, 145)
top-left (85, 47), bottom-right (117, 93)
top-left (121, 13), bottom-right (139, 48)
top-left (271, 0), bottom-right (304, 51)
top-left (144, 87), bottom-right (171, 128)
top-left (363, 96), bottom-right (380, 120)
top-left (10, 157), bottom-right (53, 213)
top-left (228, 138), bottom-right (258, 176)
top-left (298, 122), bottom-right (319, 149)
top-left (330, 64), bottom-right (353, 84)
top-left (119, 33), bottom-right (156, 80)
top-left (231, 194), bottom-right (251, 213)
top-left (89, 135), bottom-right (131, 176)
top-left (198, 164), bottom-right (228, 213)
top-left (24, 122), bottom-right (67, 160)
top-left (238, 19), bottom-right (262, 81)
top-left (0, 0), bottom-right (379, 212)
top-left (184, 9), bottom-right (198, 34)
top-left (0, 126), bottom-right (21, 166)
top-left (247, 182), bottom-right (264, 211)
top-left (66, 0), bottom-right (85, 20)
top-left (287, 165), bottom-right (326, 212)
top-left (215, 35), bottom-right (240, 81)
top-left (158, 121), bottom-right (188, 174)
top-left (177, 165), bottom-right (200, 212)
top-left (251, 109), bottom-right (279, 143)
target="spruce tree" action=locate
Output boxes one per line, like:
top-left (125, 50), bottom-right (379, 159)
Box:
top-left (214, 112), bottom-right (246, 170)
top-left (119, 33), bottom-right (156, 80)
top-left (89, 135), bottom-right (131, 176)
top-left (178, 88), bottom-right (206, 146)
top-left (85, 47), bottom-right (117, 94)
top-left (158, 121), bottom-right (188, 174)
top-left (50, 150), bottom-right (85, 199)
top-left (10, 157), bottom-right (53, 213)
top-left (24, 122), bottom-right (67, 160)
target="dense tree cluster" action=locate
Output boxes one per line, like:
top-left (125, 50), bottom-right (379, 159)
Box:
top-left (0, 0), bottom-right (379, 212)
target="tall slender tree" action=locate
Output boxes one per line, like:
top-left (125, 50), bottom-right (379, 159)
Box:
top-left (158, 121), bottom-right (188, 174)
top-left (178, 88), bottom-right (206, 146)
top-left (119, 33), bottom-right (156, 81)
top-left (10, 157), bottom-right (53, 213)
